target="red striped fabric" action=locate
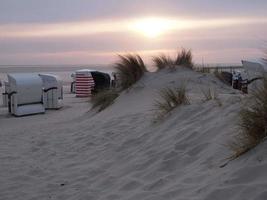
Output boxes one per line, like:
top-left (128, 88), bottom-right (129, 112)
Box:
top-left (76, 81), bottom-right (94, 84)
top-left (76, 85), bottom-right (94, 87)
top-left (76, 79), bottom-right (94, 81)
top-left (76, 77), bottom-right (94, 80)
top-left (76, 90), bottom-right (92, 92)
top-left (75, 72), bottom-right (95, 97)
top-left (76, 78), bottom-right (92, 80)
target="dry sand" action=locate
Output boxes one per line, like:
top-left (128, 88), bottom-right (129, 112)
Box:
top-left (1, 67), bottom-right (267, 200)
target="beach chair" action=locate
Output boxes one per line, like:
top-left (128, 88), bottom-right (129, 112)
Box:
top-left (74, 69), bottom-right (95, 97)
top-left (7, 73), bottom-right (45, 116)
top-left (39, 73), bottom-right (63, 109)
top-left (90, 71), bottom-right (111, 94)
top-left (242, 59), bottom-right (267, 93)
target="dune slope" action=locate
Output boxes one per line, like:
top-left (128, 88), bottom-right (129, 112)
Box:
top-left (1, 68), bottom-right (267, 200)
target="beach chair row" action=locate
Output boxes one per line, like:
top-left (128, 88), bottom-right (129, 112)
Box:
top-left (2, 73), bottom-right (63, 117)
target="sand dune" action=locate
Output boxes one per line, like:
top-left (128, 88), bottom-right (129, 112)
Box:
top-left (1, 68), bottom-right (267, 200)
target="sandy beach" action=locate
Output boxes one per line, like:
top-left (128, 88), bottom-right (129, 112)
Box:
top-left (1, 67), bottom-right (267, 200)
top-left (1, 0), bottom-right (267, 199)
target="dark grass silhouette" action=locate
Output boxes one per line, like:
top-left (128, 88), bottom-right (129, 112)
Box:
top-left (91, 54), bottom-right (146, 112)
top-left (175, 48), bottom-right (193, 69)
top-left (153, 48), bottom-right (193, 71)
top-left (152, 54), bottom-right (175, 71)
top-left (114, 54), bottom-right (147, 90)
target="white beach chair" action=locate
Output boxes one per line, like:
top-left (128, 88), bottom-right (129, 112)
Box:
top-left (7, 73), bottom-right (45, 116)
top-left (39, 73), bottom-right (63, 109)
top-left (242, 59), bottom-right (267, 92)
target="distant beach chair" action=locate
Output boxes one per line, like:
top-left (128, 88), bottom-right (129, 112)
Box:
top-left (71, 69), bottom-right (111, 97)
top-left (74, 69), bottom-right (95, 97)
top-left (241, 59), bottom-right (267, 93)
top-left (90, 71), bottom-right (111, 94)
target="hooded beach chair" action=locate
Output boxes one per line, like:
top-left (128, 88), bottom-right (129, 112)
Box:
top-left (7, 73), bottom-right (45, 116)
top-left (39, 73), bottom-right (63, 109)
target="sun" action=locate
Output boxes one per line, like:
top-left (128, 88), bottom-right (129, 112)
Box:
top-left (130, 17), bottom-right (175, 38)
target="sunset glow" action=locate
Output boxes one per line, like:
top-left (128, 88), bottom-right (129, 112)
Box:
top-left (130, 17), bottom-right (176, 38)
top-left (1, 17), bottom-right (266, 40)
top-left (0, 0), bottom-right (267, 64)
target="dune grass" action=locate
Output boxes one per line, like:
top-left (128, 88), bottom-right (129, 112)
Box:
top-left (201, 87), bottom-right (222, 106)
top-left (201, 87), bottom-right (218, 101)
top-left (91, 89), bottom-right (119, 112)
top-left (175, 48), bottom-right (193, 69)
top-left (154, 85), bottom-right (189, 121)
top-left (152, 48), bottom-right (193, 71)
top-left (114, 54), bottom-right (147, 90)
top-left (152, 54), bottom-right (175, 71)
top-left (91, 54), bottom-right (146, 112)
top-left (230, 77), bottom-right (267, 158)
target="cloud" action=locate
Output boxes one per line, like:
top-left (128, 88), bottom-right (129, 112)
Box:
top-left (1, 16), bottom-right (267, 39)
top-left (1, 0), bottom-right (267, 24)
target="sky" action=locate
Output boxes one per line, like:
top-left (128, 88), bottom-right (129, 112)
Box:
top-left (0, 0), bottom-right (267, 65)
